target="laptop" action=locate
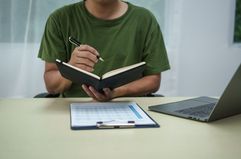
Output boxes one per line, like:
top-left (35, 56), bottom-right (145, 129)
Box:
top-left (149, 64), bottom-right (241, 122)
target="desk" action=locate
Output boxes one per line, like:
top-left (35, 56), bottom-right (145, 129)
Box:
top-left (0, 97), bottom-right (241, 159)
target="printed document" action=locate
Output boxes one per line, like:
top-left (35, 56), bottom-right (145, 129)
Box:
top-left (70, 102), bottom-right (156, 127)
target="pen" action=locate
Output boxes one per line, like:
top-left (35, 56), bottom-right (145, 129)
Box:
top-left (96, 120), bottom-right (135, 129)
top-left (69, 36), bottom-right (104, 62)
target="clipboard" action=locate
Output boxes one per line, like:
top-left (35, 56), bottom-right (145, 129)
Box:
top-left (70, 102), bottom-right (159, 130)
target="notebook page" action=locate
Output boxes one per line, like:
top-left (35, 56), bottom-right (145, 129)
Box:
top-left (102, 62), bottom-right (146, 79)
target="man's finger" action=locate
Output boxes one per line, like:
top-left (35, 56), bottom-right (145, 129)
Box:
top-left (76, 50), bottom-right (98, 63)
top-left (82, 85), bottom-right (95, 98)
top-left (78, 45), bottom-right (100, 57)
top-left (103, 88), bottom-right (112, 97)
top-left (89, 86), bottom-right (106, 101)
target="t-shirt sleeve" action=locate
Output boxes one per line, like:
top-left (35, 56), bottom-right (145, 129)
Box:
top-left (142, 14), bottom-right (170, 75)
top-left (38, 14), bottom-right (67, 63)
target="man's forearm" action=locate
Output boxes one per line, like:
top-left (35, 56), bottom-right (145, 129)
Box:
top-left (113, 74), bottom-right (161, 98)
top-left (44, 70), bottom-right (72, 94)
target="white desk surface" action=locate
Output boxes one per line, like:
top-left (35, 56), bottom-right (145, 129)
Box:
top-left (0, 97), bottom-right (241, 159)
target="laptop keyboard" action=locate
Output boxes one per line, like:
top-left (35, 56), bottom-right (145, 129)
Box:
top-left (175, 103), bottom-right (216, 118)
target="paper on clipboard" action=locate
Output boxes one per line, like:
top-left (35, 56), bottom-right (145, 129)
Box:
top-left (70, 102), bottom-right (159, 129)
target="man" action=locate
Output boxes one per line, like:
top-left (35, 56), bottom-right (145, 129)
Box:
top-left (38, 0), bottom-right (170, 101)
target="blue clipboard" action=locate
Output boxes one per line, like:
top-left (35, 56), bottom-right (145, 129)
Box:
top-left (70, 102), bottom-right (159, 130)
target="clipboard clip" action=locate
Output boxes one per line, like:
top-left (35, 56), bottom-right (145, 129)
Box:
top-left (96, 120), bottom-right (135, 129)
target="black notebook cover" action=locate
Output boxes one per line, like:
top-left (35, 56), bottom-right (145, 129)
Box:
top-left (56, 59), bottom-right (145, 92)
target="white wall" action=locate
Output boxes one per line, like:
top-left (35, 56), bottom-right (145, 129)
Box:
top-left (175, 0), bottom-right (241, 96)
top-left (0, 43), bottom-right (45, 98)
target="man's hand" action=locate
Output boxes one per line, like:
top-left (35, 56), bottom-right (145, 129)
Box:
top-left (68, 45), bottom-right (100, 72)
top-left (82, 85), bottom-right (114, 102)
top-left (81, 74), bottom-right (161, 102)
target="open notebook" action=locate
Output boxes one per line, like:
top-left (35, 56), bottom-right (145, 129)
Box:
top-left (56, 59), bottom-right (146, 91)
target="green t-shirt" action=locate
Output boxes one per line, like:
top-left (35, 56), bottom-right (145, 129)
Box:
top-left (38, 1), bottom-right (170, 97)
